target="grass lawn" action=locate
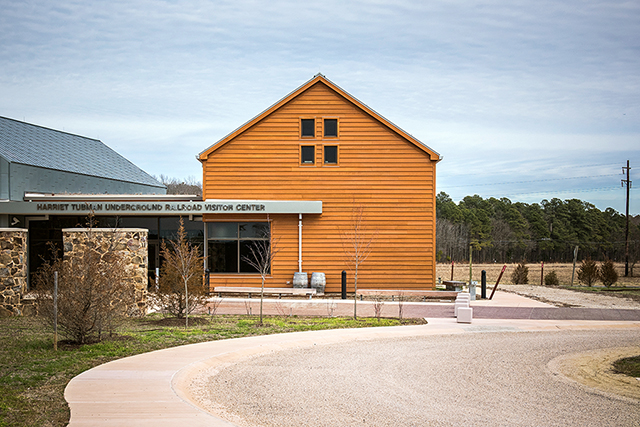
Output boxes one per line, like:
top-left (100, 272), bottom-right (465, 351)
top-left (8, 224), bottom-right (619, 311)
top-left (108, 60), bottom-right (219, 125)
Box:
top-left (0, 314), bottom-right (420, 427)
top-left (437, 262), bottom-right (640, 288)
top-left (613, 355), bottom-right (640, 378)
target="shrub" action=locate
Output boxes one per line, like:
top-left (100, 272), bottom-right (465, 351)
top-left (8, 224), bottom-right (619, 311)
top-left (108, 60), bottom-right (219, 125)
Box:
top-left (155, 217), bottom-right (206, 323)
top-left (599, 259), bottom-right (618, 288)
top-left (577, 259), bottom-right (598, 287)
top-left (33, 235), bottom-right (136, 344)
top-left (544, 270), bottom-right (560, 286)
top-left (510, 261), bottom-right (529, 284)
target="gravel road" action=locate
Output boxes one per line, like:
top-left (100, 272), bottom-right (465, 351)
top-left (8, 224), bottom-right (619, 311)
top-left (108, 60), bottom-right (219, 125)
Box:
top-left (498, 284), bottom-right (640, 309)
top-left (193, 329), bottom-right (640, 427)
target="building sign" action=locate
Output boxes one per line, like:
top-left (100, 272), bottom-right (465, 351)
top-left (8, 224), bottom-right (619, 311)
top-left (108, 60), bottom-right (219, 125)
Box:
top-left (1, 200), bottom-right (322, 216)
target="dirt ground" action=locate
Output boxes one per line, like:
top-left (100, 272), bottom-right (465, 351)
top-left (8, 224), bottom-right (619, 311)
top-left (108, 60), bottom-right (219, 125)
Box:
top-left (548, 346), bottom-right (640, 402)
top-left (440, 264), bottom-right (640, 399)
top-left (437, 262), bottom-right (640, 287)
top-left (194, 330), bottom-right (640, 427)
top-left (497, 284), bottom-right (640, 308)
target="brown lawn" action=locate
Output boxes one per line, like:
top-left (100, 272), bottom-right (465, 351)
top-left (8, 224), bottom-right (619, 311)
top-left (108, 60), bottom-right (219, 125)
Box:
top-left (436, 262), bottom-right (640, 287)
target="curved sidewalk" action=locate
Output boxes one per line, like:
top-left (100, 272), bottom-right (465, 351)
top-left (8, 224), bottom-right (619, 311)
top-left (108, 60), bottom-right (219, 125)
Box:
top-left (206, 290), bottom-right (640, 321)
top-left (65, 316), bottom-right (640, 426)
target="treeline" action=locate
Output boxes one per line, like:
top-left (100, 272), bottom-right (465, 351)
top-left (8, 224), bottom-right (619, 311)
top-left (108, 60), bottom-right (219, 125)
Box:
top-left (436, 192), bottom-right (640, 265)
top-left (155, 175), bottom-right (202, 197)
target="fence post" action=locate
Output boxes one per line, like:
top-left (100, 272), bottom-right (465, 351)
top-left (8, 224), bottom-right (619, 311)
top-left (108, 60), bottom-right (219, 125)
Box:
top-left (468, 245), bottom-right (473, 290)
top-left (54, 271), bottom-right (58, 351)
top-left (571, 246), bottom-right (579, 286)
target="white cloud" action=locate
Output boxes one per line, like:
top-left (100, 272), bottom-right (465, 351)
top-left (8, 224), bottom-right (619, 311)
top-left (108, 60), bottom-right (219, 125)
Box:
top-left (0, 0), bottom-right (638, 212)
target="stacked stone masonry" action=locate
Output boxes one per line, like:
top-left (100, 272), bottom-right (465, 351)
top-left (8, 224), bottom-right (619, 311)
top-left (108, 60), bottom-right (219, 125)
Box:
top-left (0, 229), bottom-right (29, 316)
top-left (63, 228), bottom-right (149, 312)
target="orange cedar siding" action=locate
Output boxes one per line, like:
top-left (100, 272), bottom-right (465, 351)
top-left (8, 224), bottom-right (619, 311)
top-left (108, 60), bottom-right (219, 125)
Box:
top-left (202, 81), bottom-right (437, 292)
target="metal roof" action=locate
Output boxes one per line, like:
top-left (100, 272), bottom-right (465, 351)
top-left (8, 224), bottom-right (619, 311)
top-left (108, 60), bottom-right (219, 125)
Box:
top-left (0, 116), bottom-right (164, 188)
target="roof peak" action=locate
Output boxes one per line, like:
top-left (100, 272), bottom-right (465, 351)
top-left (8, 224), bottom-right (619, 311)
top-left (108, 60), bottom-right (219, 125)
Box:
top-left (198, 75), bottom-right (440, 162)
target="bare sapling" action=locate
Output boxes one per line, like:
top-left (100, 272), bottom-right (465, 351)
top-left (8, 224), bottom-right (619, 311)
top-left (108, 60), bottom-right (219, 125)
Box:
top-left (208, 296), bottom-right (223, 316)
top-left (33, 219), bottom-right (136, 344)
top-left (274, 300), bottom-right (287, 317)
top-left (372, 296), bottom-right (384, 320)
top-left (241, 226), bottom-right (280, 325)
top-left (341, 204), bottom-right (378, 319)
top-left (326, 300), bottom-right (336, 317)
top-left (159, 217), bottom-right (205, 328)
top-left (397, 292), bottom-right (405, 321)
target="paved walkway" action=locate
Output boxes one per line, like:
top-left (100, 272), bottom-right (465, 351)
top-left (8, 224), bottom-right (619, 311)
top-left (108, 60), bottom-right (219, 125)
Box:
top-left (205, 290), bottom-right (640, 321)
top-left (65, 291), bottom-right (640, 426)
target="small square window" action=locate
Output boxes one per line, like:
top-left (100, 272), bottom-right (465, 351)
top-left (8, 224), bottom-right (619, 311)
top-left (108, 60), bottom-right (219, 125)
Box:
top-left (301, 119), bottom-right (315, 138)
top-left (324, 145), bottom-right (338, 165)
top-left (301, 145), bottom-right (315, 164)
top-left (324, 119), bottom-right (338, 137)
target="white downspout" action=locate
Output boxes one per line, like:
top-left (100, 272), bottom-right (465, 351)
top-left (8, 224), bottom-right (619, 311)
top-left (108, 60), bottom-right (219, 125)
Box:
top-left (298, 213), bottom-right (302, 272)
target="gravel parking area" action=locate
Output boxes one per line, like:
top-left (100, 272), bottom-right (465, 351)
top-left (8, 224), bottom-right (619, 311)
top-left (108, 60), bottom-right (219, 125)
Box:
top-left (498, 285), bottom-right (640, 309)
top-left (194, 329), bottom-right (640, 427)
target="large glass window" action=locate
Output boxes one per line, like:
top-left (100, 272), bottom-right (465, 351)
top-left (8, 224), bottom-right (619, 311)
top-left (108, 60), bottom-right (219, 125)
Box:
top-left (207, 222), bottom-right (270, 273)
top-left (158, 217), bottom-right (204, 241)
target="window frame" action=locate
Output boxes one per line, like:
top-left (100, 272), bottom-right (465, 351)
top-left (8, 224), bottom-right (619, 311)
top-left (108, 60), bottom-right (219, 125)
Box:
top-left (299, 144), bottom-right (316, 166)
top-left (323, 144), bottom-right (339, 166)
top-left (207, 222), bottom-right (271, 274)
top-left (323, 118), bottom-right (339, 138)
top-left (300, 118), bottom-right (316, 138)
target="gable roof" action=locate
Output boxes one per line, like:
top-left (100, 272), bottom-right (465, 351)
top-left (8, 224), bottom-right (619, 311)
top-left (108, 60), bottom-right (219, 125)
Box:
top-left (0, 116), bottom-right (164, 188)
top-left (198, 74), bottom-right (440, 162)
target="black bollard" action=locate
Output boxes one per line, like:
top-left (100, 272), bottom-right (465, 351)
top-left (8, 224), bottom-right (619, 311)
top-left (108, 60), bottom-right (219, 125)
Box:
top-left (481, 270), bottom-right (487, 299)
top-left (341, 270), bottom-right (347, 299)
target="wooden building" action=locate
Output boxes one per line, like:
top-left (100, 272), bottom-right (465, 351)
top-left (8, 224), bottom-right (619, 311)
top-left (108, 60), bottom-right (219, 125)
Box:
top-left (198, 74), bottom-right (440, 292)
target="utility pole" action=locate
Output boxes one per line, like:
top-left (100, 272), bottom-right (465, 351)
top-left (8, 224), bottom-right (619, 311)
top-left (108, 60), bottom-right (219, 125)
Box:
top-left (622, 160), bottom-right (632, 277)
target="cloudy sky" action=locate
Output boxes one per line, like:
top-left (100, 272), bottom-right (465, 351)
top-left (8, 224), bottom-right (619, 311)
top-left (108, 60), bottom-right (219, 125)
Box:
top-left (1, 0), bottom-right (638, 214)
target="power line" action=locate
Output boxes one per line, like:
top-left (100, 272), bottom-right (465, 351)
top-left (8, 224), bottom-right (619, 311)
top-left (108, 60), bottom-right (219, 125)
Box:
top-left (622, 160), bottom-right (632, 276)
top-left (491, 186), bottom-right (626, 198)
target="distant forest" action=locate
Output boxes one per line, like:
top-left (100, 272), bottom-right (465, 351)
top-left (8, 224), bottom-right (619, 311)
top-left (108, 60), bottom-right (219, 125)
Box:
top-left (436, 192), bottom-right (640, 265)
top-left (156, 175), bottom-right (202, 197)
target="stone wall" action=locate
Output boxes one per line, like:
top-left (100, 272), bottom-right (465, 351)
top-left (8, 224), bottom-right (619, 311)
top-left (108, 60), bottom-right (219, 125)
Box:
top-left (63, 228), bottom-right (148, 311)
top-left (0, 228), bottom-right (28, 316)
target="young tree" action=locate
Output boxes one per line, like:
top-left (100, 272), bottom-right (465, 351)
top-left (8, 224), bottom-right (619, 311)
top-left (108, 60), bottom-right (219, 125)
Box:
top-left (158, 217), bottom-right (205, 328)
top-left (577, 258), bottom-right (599, 287)
top-left (341, 204), bottom-right (377, 319)
top-left (544, 270), bottom-right (560, 286)
top-left (34, 231), bottom-right (135, 344)
top-left (599, 259), bottom-right (618, 288)
top-left (510, 260), bottom-right (529, 284)
top-left (241, 228), bottom-right (280, 326)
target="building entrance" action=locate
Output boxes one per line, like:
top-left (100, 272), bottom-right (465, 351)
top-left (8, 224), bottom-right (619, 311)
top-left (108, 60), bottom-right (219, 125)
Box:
top-left (26, 215), bottom-right (204, 289)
